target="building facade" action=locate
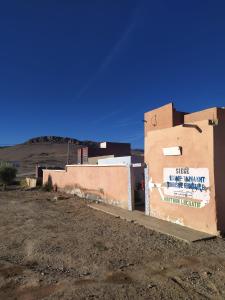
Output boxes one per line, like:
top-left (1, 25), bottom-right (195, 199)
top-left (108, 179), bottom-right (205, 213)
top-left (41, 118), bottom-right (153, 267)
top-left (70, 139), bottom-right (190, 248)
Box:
top-left (144, 103), bottom-right (225, 235)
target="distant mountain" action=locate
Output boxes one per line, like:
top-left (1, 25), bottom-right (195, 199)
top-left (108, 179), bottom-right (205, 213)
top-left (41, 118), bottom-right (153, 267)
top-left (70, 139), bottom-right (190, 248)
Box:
top-left (0, 136), bottom-right (143, 176)
top-left (25, 136), bottom-right (80, 144)
top-left (25, 136), bottom-right (99, 147)
top-left (132, 148), bottom-right (144, 156)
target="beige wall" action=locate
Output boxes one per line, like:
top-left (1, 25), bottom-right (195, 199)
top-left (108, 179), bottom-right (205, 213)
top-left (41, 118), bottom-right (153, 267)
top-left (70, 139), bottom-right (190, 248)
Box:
top-left (25, 177), bottom-right (37, 188)
top-left (43, 165), bottom-right (130, 209)
top-left (184, 107), bottom-right (225, 123)
top-left (144, 103), bottom-right (185, 136)
top-left (145, 119), bottom-right (218, 235)
top-left (144, 103), bottom-right (174, 135)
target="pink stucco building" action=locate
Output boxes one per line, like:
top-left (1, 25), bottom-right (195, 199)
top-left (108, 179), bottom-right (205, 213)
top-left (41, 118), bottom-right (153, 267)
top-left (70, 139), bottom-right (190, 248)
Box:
top-left (43, 102), bottom-right (225, 235)
top-left (144, 103), bottom-right (225, 235)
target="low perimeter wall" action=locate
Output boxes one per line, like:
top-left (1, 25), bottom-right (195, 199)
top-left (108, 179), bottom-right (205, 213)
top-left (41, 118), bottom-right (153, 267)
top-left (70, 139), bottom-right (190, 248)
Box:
top-left (43, 165), bottom-right (130, 210)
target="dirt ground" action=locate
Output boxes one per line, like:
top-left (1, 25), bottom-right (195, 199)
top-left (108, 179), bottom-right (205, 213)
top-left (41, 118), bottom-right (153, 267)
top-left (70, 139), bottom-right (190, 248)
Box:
top-left (1, 190), bottom-right (225, 299)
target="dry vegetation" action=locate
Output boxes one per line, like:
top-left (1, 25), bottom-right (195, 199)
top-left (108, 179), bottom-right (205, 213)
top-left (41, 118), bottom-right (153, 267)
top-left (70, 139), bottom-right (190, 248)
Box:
top-left (1, 190), bottom-right (225, 299)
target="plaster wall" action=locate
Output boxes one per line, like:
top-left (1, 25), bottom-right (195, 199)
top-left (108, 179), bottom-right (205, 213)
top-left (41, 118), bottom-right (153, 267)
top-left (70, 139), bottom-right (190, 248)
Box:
top-left (98, 156), bottom-right (132, 165)
top-left (88, 155), bottom-right (114, 165)
top-left (145, 119), bottom-right (218, 234)
top-left (184, 107), bottom-right (225, 123)
top-left (88, 142), bottom-right (131, 157)
top-left (43, 165), bottom-right (130, 209)
top-left (98, 155), bottom-right (143, 166)
top-left (144, 103), bottom-right (185, 135)
top-left (144, 103), bottom-right (174, 135)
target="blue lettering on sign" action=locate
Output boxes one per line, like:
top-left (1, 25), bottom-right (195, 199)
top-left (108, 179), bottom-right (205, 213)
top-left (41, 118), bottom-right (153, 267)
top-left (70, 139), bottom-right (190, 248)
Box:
top-left (166, 175), bottom-right (207, 192)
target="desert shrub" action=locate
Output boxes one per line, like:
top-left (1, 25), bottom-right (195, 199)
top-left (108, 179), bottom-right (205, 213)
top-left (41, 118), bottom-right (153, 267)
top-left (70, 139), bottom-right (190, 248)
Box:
top-left (0, 166), bottom-right (17, 190)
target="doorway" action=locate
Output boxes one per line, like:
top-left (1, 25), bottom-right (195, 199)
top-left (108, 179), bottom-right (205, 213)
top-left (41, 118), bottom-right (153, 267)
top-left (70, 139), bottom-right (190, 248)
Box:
top-left (132, 165), bottom-right (145, 212)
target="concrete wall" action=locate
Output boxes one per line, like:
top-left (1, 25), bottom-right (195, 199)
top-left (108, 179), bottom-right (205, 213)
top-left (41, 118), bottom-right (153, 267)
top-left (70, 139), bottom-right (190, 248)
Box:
top-left (88, 155), bottom-right (114, 165)
top-left (26, 177), bottom-right (37, 188)
top-left (144, 103), bottom-right (225, 235)
top-left (184, 107), bottom-right (225, 123)
top-left (145, 116), bottom-right (218, 235)
top-left (144, 103), bottom-right (185, 136)
top-left (98, 156), bottom-right (132, 165)
top-left (98, 155), bottom-right (144, 166)
top-left (43, 165), bottom-right (131, 210)
top-left (88, 142), bottom-right (131, 157)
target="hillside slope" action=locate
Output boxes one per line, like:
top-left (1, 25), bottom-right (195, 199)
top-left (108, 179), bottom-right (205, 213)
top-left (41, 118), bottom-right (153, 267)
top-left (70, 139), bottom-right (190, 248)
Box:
top-left (0, 136), bottom-right (143, 175)
top-left (0, 143), bottom-right (68, 175)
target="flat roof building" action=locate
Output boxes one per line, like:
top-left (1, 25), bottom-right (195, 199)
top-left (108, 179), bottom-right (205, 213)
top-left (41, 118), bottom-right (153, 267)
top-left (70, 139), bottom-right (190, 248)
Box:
top-left (144, 103), bottom-right (225, 235)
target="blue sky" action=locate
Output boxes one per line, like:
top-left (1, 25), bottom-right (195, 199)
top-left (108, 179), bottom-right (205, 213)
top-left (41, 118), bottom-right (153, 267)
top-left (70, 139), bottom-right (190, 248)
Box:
top-left (1, 0), bottom-right (225, 148)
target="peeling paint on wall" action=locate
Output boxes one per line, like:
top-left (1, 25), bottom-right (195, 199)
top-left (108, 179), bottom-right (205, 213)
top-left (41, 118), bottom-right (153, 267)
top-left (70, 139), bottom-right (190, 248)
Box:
top-left (166, 216), bottom-right (184, 226)
top-left (60, 184), bottom-right (123, 208)
top-left (163, 167), bottom-right (210, 208)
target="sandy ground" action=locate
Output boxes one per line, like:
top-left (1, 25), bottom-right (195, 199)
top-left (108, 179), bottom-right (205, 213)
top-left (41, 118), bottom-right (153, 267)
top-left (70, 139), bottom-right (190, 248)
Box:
top-left (1, 190), bottom-right (225, 299)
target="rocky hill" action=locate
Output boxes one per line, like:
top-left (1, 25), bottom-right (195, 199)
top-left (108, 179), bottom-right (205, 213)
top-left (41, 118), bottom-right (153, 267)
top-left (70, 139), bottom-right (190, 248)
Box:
top-left (0, 136), bottom-right (143, 176)
top-left (25, 136), bottom-right (99, 148)
top-left (25, 136), bottom-right (80, 144)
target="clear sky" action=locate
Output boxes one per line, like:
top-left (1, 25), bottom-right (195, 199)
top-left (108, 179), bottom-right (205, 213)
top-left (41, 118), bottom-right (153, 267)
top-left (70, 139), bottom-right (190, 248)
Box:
top-left (1, 0), bottom-right (225, 148)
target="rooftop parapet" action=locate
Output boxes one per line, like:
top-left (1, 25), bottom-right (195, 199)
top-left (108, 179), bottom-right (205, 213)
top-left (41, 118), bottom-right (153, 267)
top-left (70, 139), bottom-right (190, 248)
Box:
top-left (144, 103), bottom-right (186, 135)
top-left (184, 107), bottom-right (225, 123)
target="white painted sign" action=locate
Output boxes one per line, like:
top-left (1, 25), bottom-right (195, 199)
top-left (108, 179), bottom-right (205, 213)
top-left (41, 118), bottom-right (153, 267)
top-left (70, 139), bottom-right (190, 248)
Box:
top-left (100, 142), bottom-right (107, 148)
top-left (162, 146), bottom-right (182, 156)
top-left (163, 167), bottom-right (210, 208)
